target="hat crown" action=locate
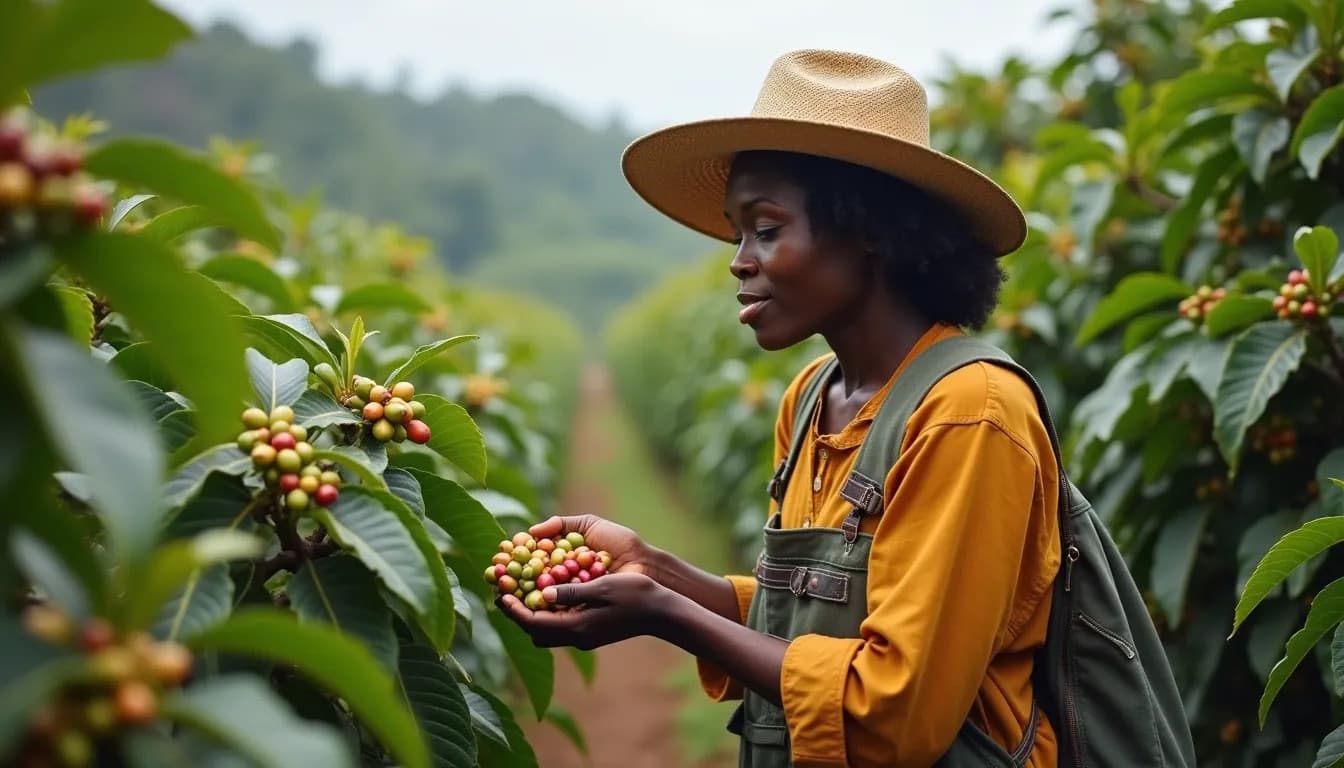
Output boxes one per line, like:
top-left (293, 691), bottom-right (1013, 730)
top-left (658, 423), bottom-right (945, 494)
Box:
top-left (750, 49), bottom-right (930, 147)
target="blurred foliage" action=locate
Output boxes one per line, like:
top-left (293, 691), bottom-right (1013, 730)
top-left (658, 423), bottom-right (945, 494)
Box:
top-left (609, 0), bottom-right (1344, 765)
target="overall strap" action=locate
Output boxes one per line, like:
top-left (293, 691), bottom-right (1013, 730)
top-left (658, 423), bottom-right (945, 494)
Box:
top-left (766, 356), bottom-right (838, 506)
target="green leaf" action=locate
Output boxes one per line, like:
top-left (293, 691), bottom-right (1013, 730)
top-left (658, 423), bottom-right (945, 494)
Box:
top-left (1205, 295), bottom-right (1277, 336)
top-left (398, 642), bottom-right (476, 768)
top-left (461, 684), bottom-right (509, 747)
top-left (374, 488), bottom-right (455, 651)
top-left (54, 233), bottom-right (250, 445)
top-left (545, 705), bottom-right (589, 755)
top-left (1232, 108), bottom-right (1291, 184)
top-left (152, 563), bottom-right (233, 642)
top-left (313, 446), bottom-right (387, 488)
top-left (186, 609), bottom-right (429, 768)
top-left (293, 389), bottom-right (361, 430)
top-left (245, 348), bottom-right (308, 413)
top-left (1260, 576), bottom-right (1344, 725)
top-left (288, 555), bottom-right (398, 673)
top-left (1145, 334), bottom-right (1196, 403)
top-left (336, 283), bottom-right (431, 316)
top-left (1266, 25), bottom-right (1320, 101)
top-left (1031, 138), bottom-right (1119, 201)
top-left (158, 409), bottom-right (197, 459)
top-left (1291, 84), bottom-right (1344, 178)
top-left (409, 469), bottom-right (508, 568)
top-left (1160, 71), bottom-right (1273, 115)
top-left (383, 335), bottom-right (478, 388)
top-left (0, 0), bottom-right (192, 105)
top-left (472, 684), bottom-right (539, 768)
top-left (1204, 0), bottom-right (1306, 30)
top-left (487, 610), bottom-right (553, 720)
top-left (10, 503), bottom-right (106, 620)
top-left (161, 675), bottom-right (354, 768)
top-left (1333, 622), bottom-right (1344, 696)
top-left (1161, 147), bottom-right (1239, 272)
top-left (416, 395), bottom-right (487, 484)
top-left (110, 342), bottom-right (172, 391)
top-left (106, 193), bottom-right (155, 230)
top-left (1313, 724), bottom-right (1344, 768)
top-left (385, 467), bottom-right (426, 515)
top-left (1232, 516), bottom-right (1344, 634)
top-left (309, 487), bottom-right (437, 617)
top-left (1188, 335), bottom-right (1232, 402)
top-left (53, 286), bottom-right (93, 346)
top-left (83, 140), bottom-right (279, 249)
top-left (240, 314), bottom-right (339, 371)
top-left (566, 648), bottom-right (597, 686)
top-left (199, 254), bottom-right (295, 311)
top-left (138, 205), bottom-right (223, 244)
top-left (124, 529), bottom-right (262, 632)
top-left (1150, 508), bottom-right (1210, 630)
top-left (1075, 273), bottom-right (1191, 345)
top-left (163, 471), bottom-right (254, 540)
top-left (1294, 226), bottom-right (1341, 297)
top-left (163, 444), bottom-right (251, 509)
top-left (1248, 599), bottom-right (1301, 682)
top-left (11, 530), bottom-right (89, 620)
top-left (0, 244), bottom-right (55, 309)
top-left (1320, 450), bottom-right (1344, 516)
top-left (11, 325), bottom-right (163, 560)
top-left (1213, 322), bottom-right (1307, 472)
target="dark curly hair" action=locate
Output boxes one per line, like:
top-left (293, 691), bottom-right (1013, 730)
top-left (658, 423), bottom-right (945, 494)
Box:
top-left (734, 150), bottom-right (1005, 329)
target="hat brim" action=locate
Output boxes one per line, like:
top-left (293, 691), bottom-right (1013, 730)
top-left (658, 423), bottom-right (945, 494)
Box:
top-left (621, 116), bottom-right (1027, 257)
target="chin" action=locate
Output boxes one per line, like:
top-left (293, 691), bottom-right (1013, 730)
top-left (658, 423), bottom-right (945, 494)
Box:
top-left (751, 325), bottom-right (809, 352)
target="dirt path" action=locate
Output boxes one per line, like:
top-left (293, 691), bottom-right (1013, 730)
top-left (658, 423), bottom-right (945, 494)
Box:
top-left (522, 363), bottom-right (734, 768)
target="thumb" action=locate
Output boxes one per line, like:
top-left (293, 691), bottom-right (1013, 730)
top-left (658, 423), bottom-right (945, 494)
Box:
top-left (542, 580), bottom-right (603, 607)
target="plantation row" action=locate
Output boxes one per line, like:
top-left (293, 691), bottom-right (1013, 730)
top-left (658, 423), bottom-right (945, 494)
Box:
top-left (609, 1), bottom-right (1344, 765)
top-left (1, 2), bottom-right (583, 767)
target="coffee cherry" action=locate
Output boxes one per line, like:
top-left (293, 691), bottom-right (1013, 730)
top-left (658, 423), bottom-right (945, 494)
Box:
top-left (353, 376), bottom-right (374, 399)
top-left (269, 419), bottom-right (291, 435)
top-left (313, 362), bottom-right (340, 391)
top-left (23, 604), bottom-right (72, 644)
top-left (564, 559), bottom-right (582, 577)
top-left (1273, 295), bottom-right (1288, 311)
top-left (0, 161), bottom-right (33, 205)
top-left (270, 432), bottom-right (296, 451)
top-left (290, 424), bottom-right (308, 443)
top-left (598, 551), bottom-right (612, 569)
top-left (298, 475), bottom-right (319, 494)
top-left (320, 470), bottom-right (342, 486)
top-left (315, 484), bottom-right (339, 507)
top-left (577, 570), bottom-right (592, 583)
top-left (537, 572), bottom-right (556, 590)
top-left (511, 547), bottom-right (531, 564)
top-left (384, 401), bottom-right (407, 424)
top-left (279, 473), bottom-right (301, 492)
top-left (295, 441), bottom-right (315, 465)
top-left (409, 400), bottom-right (427, 419)
top-left (252, 427), bottom-right (271, 445)
top-left (493, 563), bottom-right (508, 579)
top-left (371, 418), bottom-right (395, 442)
top-left (83, 697), bottom-right (117, 734)
top-left (344, 395), bottom-right (366, 409)
top-left (492, 552), bottom-right (511, 566)
top-left (275, 449), bottom-right (302, 473)
top-left (520, 564), bottom-right (536, 581)
top-left (1302, 301), bottom-right (1319, 318)
top-left (590, 561), bottom-right (607, 578)
top-left (506, 560), bottom-right (523, 579)
top-left (363, 401), bottom-right (384, 421)
top-left (391, 381), bottom-right (415, 400)
top-left (251, 443), bottom-right (278, 469)
top-left (147, 642), bottom-right (193, 685)
top-left (499, 539), bottom-right (515, 553)
top-left (576, 551), bottom-right (595, 569)
top-left (497, 575), bottom-right (518, 594)
top-left (406, 420), bottom-right (432, 444)
top-left (1288, 300), bottom-right (1301, 315)
top-left (520, 580), bottom-right (536, 593)
top-left (525, 590), bottom-right (547, 610)
top-left (54, 730), bottom-right (93, 767)
top-left (0, 121), bottom-right (24, 160)
top-left (241, 407), bottom-right (269, 429)
top-left (263, 468), bottom-right (280, 487)
top-left (114, 679), bottom-right (157, 725)
top-left (286, 489), bottom-right (310, 511)
top-left (1294, 283), bottom-right (1310, 300)
top-left (301, 464), bottom-right (322, 478)
top-left (484, 565), bottom-right (499, 584)
top-left (72, 185), bottom-right (105, 227)
top-left (1288, 269), bottom-right (1305, 285)
top-left (549, 549), bottom-right (566, 566)
top-left (89, 647), bottom-right (136, 681)
top-left (566, 532), bottom-right (585, 549)
top-left (393, 424), bottom-right (408, 443)
top-left (512, 532), bottom-right (532, 548)
top-left (270, 405), bottom-right (295, 424)
top-left (369, 385), bottom-right (389, 404)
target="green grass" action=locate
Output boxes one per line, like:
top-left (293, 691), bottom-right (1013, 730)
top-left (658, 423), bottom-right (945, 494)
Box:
top-left (586, 380), bottom-right (740, 765)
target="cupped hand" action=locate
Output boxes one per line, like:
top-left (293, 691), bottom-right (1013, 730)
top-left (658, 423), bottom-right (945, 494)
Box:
top-left (528, 514), bottom-right (654, 576)
top-left (496, 572), bottom-right (673, 650)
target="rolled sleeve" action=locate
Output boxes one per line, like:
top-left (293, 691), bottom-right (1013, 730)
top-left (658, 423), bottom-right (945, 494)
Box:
top-left (780, 634), bottom-right (863, 767)
top-left (695, 574), bottom-right (759, 701)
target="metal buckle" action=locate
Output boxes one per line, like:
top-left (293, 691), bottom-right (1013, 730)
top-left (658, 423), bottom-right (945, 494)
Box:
top-left (789, 566), bottom-right (808, 597)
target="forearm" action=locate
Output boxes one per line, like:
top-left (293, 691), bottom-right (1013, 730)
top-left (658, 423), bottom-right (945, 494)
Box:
top-left (654, 590), bottom-right (788, 706)
top-left (645, 545), bottom-right (744, 623)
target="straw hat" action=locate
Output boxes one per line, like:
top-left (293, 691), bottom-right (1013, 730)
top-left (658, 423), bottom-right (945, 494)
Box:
top-left (621, 49), bottom-right (1026, 256)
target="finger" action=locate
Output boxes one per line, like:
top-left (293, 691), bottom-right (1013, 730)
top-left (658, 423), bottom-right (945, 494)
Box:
top-left (498, 594), bottom-right (533, 624)
top-left (543, 580), bottom-right (605, 608)
top-left (530, 514), bottom-right (598, 539)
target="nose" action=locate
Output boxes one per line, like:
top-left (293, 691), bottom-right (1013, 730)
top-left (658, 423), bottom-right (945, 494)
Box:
top-left (729, 244), bottom-right (758, 281)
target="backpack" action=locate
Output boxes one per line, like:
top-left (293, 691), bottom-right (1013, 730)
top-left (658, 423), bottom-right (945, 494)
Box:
top-left (765, 335), bottom-right (1197, 767)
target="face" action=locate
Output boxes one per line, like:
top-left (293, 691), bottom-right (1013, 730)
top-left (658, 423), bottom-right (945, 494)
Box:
top-left (723, 155), bottom-right (873, 350)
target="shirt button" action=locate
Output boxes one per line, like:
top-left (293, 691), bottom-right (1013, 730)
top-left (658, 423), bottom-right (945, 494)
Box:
top-left (812, 475), bottom-right (822, 492)
top-left (818, 447), bottom-right (828, 461)
top-left (802, 517), bottom-right (812, 528)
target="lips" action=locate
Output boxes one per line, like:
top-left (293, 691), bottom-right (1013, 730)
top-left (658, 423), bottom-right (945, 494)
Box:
top-left (736, 291), bottom-right (772, 325)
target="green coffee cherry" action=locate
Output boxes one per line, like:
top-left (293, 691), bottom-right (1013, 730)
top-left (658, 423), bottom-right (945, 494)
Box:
top-left (301, 464), bottom-right (322, 478)
top-left (270, 405), bottom-right (295, 424)
top-left (409, 400), bottom-right (427, 419)
top-left (241, 407), bottom-right (269, 429)
top-left (345, 395), bottom-right (366, 409)
top-left (320, 470), bottom-right (342, 486)
top-left (286, 489), bottom-right (310, 511)
top-left (290, 424), bottom-right (308, 442)
top-left (354, 376), bottom-right (374, 399)
top-left (393, 424), bottom-right (408, 442)
top-left (276, 449), bottom-right (302, 473)
top-left (384, 401), bottom-right (407, 423)
top-left (371, 418), bottom-right (395, 442)
top-left (237, 431), bottom-right (257, 452)
top-left (295, 441), bottom-right (315, 465)
top-left (565, 532), bottom-right (585, 549)
top-left (313, 362), bottom-right (340, 392)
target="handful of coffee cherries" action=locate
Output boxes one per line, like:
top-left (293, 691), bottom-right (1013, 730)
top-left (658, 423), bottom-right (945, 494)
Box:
top-left (484, 531), bottom-right (612, 611)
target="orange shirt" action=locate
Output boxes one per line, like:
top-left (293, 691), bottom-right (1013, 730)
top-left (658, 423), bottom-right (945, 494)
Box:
top-left (698, 323), bottom-right (1061, 767)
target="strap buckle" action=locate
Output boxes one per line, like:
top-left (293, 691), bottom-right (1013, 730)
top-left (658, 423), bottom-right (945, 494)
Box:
top-left (789, 566), bottom-right (808, 597)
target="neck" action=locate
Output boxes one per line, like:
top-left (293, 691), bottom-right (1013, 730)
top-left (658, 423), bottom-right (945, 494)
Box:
top-left (822, 295), bottom-right (933, 397)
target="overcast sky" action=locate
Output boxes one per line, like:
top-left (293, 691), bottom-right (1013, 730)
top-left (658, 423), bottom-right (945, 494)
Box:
top-left (159, 1), bottom-right (1081, 132)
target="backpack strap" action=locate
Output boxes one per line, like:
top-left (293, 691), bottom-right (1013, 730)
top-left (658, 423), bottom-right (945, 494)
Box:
top-left (766, 356), bottom-right (838, 507)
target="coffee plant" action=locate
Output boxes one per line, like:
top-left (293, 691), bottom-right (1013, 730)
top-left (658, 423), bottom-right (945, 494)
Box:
top-left (1, 1), bottom-right (584, 766)
top-left (611, 1), bottom-right (1344, 765)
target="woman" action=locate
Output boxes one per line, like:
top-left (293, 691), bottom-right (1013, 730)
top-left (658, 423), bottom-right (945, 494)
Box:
top-left (498, 49), bottom-right (1060, 767)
